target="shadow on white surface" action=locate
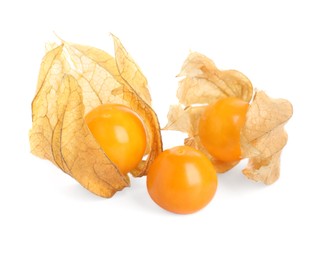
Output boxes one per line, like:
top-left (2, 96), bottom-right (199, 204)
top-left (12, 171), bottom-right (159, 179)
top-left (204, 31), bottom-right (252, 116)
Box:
top-left (59, 182), bottom-right (105, 202)
top-left (58, 173), bottom-right (168, 214)
top-left (218, 160), bottom-right (266, 196)
top-left (118, 175), bottom-right (169, 215)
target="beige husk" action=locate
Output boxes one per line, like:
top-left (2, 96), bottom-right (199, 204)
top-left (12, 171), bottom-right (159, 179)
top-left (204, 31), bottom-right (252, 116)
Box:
top-left (29, 35), bottom-right (162, 197)
top-left (165, 52), bottom-right (292, 184)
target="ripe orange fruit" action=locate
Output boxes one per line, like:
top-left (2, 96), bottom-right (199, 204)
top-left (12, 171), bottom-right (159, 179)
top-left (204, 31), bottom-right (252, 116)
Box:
top-left (147, 146), bottom-right (217, 214)
top-left (198, 97), bottom-right (249, 162)
top-left (85, 104), bottom-right (147, 174)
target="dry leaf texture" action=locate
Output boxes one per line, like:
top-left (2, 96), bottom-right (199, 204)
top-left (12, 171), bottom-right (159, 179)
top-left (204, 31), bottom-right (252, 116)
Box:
top-left (30, 36), bottom-right (162, 197)
top-left (165, 52), bottom-right (253, 173)
top-left (177, 52), bottom-right (253, 106)
top-left (241, 91), bottom-right (293, 184)
top-left (165, 52), bottom-right (292, 183)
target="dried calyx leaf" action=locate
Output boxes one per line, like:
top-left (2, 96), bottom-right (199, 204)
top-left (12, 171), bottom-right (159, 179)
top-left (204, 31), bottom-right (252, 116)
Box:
top-left (165, 52), bottom-right (292, 183)
top-left (30, 35), bottom-right (162, 197)
top-left (177, 52), bottom-right (253, 106)
top-left (241, 91), bottom-right (293, 184)
top-left (62, 35), bottom-right (162, 176)
top-left (165, 52), bottom-right (253, 173)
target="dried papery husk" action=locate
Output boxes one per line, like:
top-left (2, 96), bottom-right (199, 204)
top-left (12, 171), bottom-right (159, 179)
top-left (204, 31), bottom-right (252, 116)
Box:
top-left (241, 91), bottom-right (293, 184)
top-left (30, 35), bottom-right (162, 197)
top-left (165, 52), bottom-right (253, 173)
top-left (165, 52), bottom-right (293, 183)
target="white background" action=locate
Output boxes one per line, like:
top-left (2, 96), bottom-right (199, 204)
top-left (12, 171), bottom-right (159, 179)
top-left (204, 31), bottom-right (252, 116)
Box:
top-left (1, 0), bottom-right (328, 259)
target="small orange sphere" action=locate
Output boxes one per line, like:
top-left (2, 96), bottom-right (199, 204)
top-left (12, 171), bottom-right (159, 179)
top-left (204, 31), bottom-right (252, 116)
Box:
top-left (147, 146), bottom-right (217, 214)
top-left (85, 104), bottom-right (147, 174)
top-left (198, 97), bottom-right (249, 162)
